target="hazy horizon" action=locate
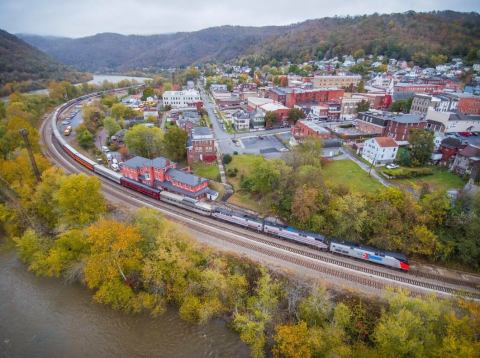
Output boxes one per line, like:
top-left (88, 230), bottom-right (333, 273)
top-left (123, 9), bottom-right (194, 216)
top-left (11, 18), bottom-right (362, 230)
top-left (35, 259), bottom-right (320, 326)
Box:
top-left (1, 0), bottom-right (479, 38)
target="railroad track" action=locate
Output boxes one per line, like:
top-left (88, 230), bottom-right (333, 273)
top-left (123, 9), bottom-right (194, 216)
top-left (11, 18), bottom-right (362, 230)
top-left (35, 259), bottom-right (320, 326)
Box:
top-left (39, 102), bottom-right (480, 300)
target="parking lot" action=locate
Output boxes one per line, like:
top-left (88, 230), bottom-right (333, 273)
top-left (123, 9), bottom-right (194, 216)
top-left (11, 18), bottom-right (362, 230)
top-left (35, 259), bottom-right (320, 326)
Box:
top-left (240, 134), bottom-right (288, 158)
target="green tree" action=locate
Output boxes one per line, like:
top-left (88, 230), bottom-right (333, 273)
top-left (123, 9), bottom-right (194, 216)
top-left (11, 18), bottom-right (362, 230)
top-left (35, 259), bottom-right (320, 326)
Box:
top-left (264, 111), bottom-right (277, 128)
top-left (103, 117), bottom-right (121, 137)
top-left (163, 126), bottom-right (188, 162)
top-left (124, 125), bottom-right (164, 158)
top-left (141, 87), bottom-right (155, 101)
top-left (389, 98), bottom-right (413, 113)
top-left (357, 80), bottom-right (365, 93)
top-left (287, 108), bottom-right (305, 124)
top-left (54, 174), bottom-right (106, 228)
top-left (76, 125), bottom-right (94, 149)
top-left (408, 129), bottom-right (434, 167)
top-left (356, 99), bottom-right (370, 112)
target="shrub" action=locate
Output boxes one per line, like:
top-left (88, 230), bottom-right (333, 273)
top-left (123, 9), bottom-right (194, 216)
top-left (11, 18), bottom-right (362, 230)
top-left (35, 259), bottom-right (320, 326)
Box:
top-left (383, 167), bottom-right (433, 179)
top-left (222, 154), bottom-right (232, 165)
top-left (227, 168), bottom-right (238, 177)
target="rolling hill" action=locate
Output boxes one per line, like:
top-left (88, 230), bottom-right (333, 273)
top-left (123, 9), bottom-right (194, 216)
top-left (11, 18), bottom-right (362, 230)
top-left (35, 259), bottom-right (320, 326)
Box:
top-left (0, 29), bottom-right (90, 95)
top-left (18, 11), bottom-right (480, 72)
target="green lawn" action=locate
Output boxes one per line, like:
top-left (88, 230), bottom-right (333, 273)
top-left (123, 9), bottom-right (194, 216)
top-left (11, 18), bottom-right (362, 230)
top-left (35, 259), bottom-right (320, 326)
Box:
top-left (225, 154), bottom-right (269, 213)
top-left (388, 167), bottom-right (466, 193)
top-left (192, 162), bottom-right (220, 181)
top-left (322, 160), bottom-right (384, 193)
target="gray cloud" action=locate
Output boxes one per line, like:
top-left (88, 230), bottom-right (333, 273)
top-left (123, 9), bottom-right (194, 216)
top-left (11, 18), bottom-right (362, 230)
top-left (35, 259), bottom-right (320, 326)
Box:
top-left (1, 0), bottom-right (479, 37)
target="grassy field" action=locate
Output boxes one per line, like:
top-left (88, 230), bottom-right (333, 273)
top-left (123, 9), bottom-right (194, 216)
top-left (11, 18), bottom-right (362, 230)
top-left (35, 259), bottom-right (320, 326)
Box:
top-left (322, 160), bottom-right (384, 193)
top-left (192, 162), bottom-right (220, 181)
top-left (387, 167), bottom-right (466, 193)
top-left (225, 155), bottom-right (268, 213)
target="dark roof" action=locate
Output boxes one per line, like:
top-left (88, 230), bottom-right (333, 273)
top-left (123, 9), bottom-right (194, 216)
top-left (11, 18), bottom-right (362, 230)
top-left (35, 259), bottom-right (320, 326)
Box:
top-left (123, 156), bottom-right (151, 169)
top-left (458, 145), bottom-right (480, 158)
top-left (440, 137), bottom-right (463, 149)
top-left (191, 127), bottom-right (213, 138)
top-left (123, 156), bottom-right (170, 170)
top-left (156, 180), bottom-right (211, 198)
top-left (166, 168), bottom-right (207, 186)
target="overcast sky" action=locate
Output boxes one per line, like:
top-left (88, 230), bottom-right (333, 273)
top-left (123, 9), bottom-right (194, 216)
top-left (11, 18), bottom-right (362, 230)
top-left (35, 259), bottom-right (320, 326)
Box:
top-left (1, 0), bottom-right (479, 38)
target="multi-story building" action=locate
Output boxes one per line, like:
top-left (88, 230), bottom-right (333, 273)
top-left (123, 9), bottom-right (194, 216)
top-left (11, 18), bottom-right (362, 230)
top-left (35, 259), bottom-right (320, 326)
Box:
top-left (162, 90), bottom-right (202, 109)
top-left (312, 75), bottom-right (361, 89)
top-left (187, 127), bottom-right (216, 164)
top-left (268, 87), bottom-right (344, 108)
top-left (356, 111), bottom-right (426, 142)
top-left (232, 110), bottom-right (251, 131)
top-left (121, 156), bottom-right (217, 199)
top-left (425, 110), bottom-right (480, 133)
top-left (361, 137), bottom-right (399, 165)
top-left (457, 93), bottom-right (480, 115)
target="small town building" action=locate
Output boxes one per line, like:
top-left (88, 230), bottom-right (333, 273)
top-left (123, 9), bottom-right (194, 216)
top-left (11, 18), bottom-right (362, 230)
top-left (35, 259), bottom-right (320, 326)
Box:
top-left (361, 137), bottom-right (399, 165)
top-left (187, 127), bottom-right (216, 164)
top-left (291, 120), bottom-right (333, 140)
top-left (121, 156), bottom-right (216, 199)
top-left (163, 90), bottom-right (202, 109)
top-left (312, 75), bottom-right (361, 89)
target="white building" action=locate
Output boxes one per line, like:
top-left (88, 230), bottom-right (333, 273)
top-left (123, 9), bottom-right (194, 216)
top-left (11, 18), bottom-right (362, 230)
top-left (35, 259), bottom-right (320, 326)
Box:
top-left (362, 137), bottom-right (399, 165)
top-left (162, 90), bottom-right (201, 108)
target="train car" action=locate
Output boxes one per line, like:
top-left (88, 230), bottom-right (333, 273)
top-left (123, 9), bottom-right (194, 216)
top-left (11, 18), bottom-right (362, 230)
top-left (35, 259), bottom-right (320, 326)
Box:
top-left (120, 177), bottom-right (161, 200)
top-left (211, 208), bottom-right (264, 230)
top-left (263, 221), bottom-right (329, 250)
top-left (61, 144), bottom-right (96, 171)
top-left (93, 164), bottom-right (122, 184)
top-left (159, 191), bottom-right (212, 216)
top-left (329, 241), bottom-right (410, 271)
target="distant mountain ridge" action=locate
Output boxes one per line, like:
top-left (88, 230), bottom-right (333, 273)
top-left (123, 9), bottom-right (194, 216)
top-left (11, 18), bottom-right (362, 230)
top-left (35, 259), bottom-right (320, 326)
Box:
top-left (0, 29), bottom-right (89, 94)
top-left (18, 11), bottom-right (480, 72)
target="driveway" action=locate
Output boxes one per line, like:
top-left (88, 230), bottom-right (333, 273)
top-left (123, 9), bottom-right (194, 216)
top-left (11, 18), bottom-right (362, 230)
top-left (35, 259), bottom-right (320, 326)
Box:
top-left (341, 148), bottom-right (391, 187)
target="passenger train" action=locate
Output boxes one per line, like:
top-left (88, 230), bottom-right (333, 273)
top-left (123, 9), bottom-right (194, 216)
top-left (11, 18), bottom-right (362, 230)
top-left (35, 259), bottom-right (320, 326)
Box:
top-left (50, 89), bottom-right (410, 272)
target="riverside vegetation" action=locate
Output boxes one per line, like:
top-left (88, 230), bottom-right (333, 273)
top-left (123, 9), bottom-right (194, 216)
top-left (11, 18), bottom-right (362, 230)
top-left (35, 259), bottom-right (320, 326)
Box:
top-left (0, 90), bottom-right (479, 357)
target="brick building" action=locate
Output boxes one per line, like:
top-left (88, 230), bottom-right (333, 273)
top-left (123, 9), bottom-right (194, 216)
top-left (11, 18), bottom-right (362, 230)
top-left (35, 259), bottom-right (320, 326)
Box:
top-left (438, 137), bottom-right (464, 166)
top-left (121, 156), bottom-right (214, 199)
top-left (457, 94), bottom-right (480, 115)
top-left (187, 127), bottom-right (216, 164)
top-left (312, 75), bottom-right (361, 89)
top-left (356, 111), bottom-right (426, 142)
top-left (267, 87), bottom-right (344, 109)
top-left (291, 120), bottom-right (333, 140)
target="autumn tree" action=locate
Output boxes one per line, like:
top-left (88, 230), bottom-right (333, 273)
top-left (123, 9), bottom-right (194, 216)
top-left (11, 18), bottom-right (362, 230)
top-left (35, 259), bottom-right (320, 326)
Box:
top-left (356, 99), bottom-right (370, 112)
top-left (264, 111), bottom-right (277, 128)
top-left (103, 116), bottom-right (121, 137)
top-left (273, 321), bottom-right (312, 358)
top-left (54, 174), bottom-right (106, 228)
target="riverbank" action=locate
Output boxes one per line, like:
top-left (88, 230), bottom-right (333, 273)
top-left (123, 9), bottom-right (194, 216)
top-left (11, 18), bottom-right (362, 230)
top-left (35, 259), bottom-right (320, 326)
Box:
top-left (0, 248), bottom-right (249, 358)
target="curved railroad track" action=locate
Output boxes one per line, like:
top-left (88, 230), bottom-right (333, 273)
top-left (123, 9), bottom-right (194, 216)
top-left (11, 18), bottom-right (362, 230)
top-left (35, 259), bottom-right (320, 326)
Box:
top-left (39, 98), bottom-right (480, 300)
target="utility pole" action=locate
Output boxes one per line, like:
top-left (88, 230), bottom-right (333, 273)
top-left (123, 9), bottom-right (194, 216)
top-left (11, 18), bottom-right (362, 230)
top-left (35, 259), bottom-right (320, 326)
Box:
top-left (19, 128), bottom-right (41, 183)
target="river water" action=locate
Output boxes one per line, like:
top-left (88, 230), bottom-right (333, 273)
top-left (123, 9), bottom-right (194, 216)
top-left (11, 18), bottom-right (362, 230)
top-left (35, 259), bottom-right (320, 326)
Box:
top-left (0, 250), bottom-right (249, 358)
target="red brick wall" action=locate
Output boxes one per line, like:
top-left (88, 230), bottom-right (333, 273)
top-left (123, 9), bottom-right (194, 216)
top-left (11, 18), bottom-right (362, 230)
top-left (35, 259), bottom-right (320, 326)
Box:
top-left (355, 120), bottom-right (385, 135)
top-left (292, 121), bottom-right (332, 139)
top-left (285, 89), bottom-right (344, 108)
top-left (386, 121), bottom-right (427, 141)
top-left (458, 97), bottom-right (480, 115)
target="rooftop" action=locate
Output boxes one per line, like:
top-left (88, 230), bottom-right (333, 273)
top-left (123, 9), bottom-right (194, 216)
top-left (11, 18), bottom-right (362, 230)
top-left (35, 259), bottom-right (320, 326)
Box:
top-left (373, 136), bottom-right (398, 148)
top-left (191, 126), bottom-right (213, 139)
top-left (298, 120), bottom-right (330, 134)
top-left (167, 168), bottom-right (207, 187)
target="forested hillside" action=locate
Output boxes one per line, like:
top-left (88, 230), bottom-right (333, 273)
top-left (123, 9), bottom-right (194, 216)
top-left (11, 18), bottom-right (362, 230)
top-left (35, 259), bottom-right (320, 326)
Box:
top-left (0, 30), bottom-right (90, 96)
top-left (241, 11), bottom-right (480, 65)
top-left (19, 11), bottom-right (480, 71)
top-left (20, 25), bottom-right (282, 72)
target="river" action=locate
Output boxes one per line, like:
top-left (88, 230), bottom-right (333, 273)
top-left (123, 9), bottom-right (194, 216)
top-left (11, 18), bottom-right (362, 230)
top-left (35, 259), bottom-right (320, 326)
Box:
top-left (0, 249), bottom-right (249, 358)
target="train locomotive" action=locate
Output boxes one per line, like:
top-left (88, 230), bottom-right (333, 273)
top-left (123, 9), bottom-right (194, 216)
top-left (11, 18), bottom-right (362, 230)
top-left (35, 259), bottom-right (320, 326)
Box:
top-left (50, 90), bottom-right (410, 272)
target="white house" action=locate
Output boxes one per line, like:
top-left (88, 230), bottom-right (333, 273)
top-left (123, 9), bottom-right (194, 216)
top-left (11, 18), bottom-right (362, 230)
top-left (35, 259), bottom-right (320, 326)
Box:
top-left (362, 137), bottom-right (399, 165)
top-left (162, 90), bottom-right (201, 108)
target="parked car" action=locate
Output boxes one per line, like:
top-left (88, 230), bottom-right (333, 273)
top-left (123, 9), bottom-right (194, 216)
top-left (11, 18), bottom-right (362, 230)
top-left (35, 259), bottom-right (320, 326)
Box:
top-left (61, 120), bottom-right (71, 125)
top-left (63, 126), bottom-right (72, 136)
top-left (111, 163), bottom-right (119, 171)
top-left (102, 146), bottom-right (110, 153)
top-left (386, 164), bottom-right (400, 169)
top-left (106, 153), bottom-right (113, 161)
